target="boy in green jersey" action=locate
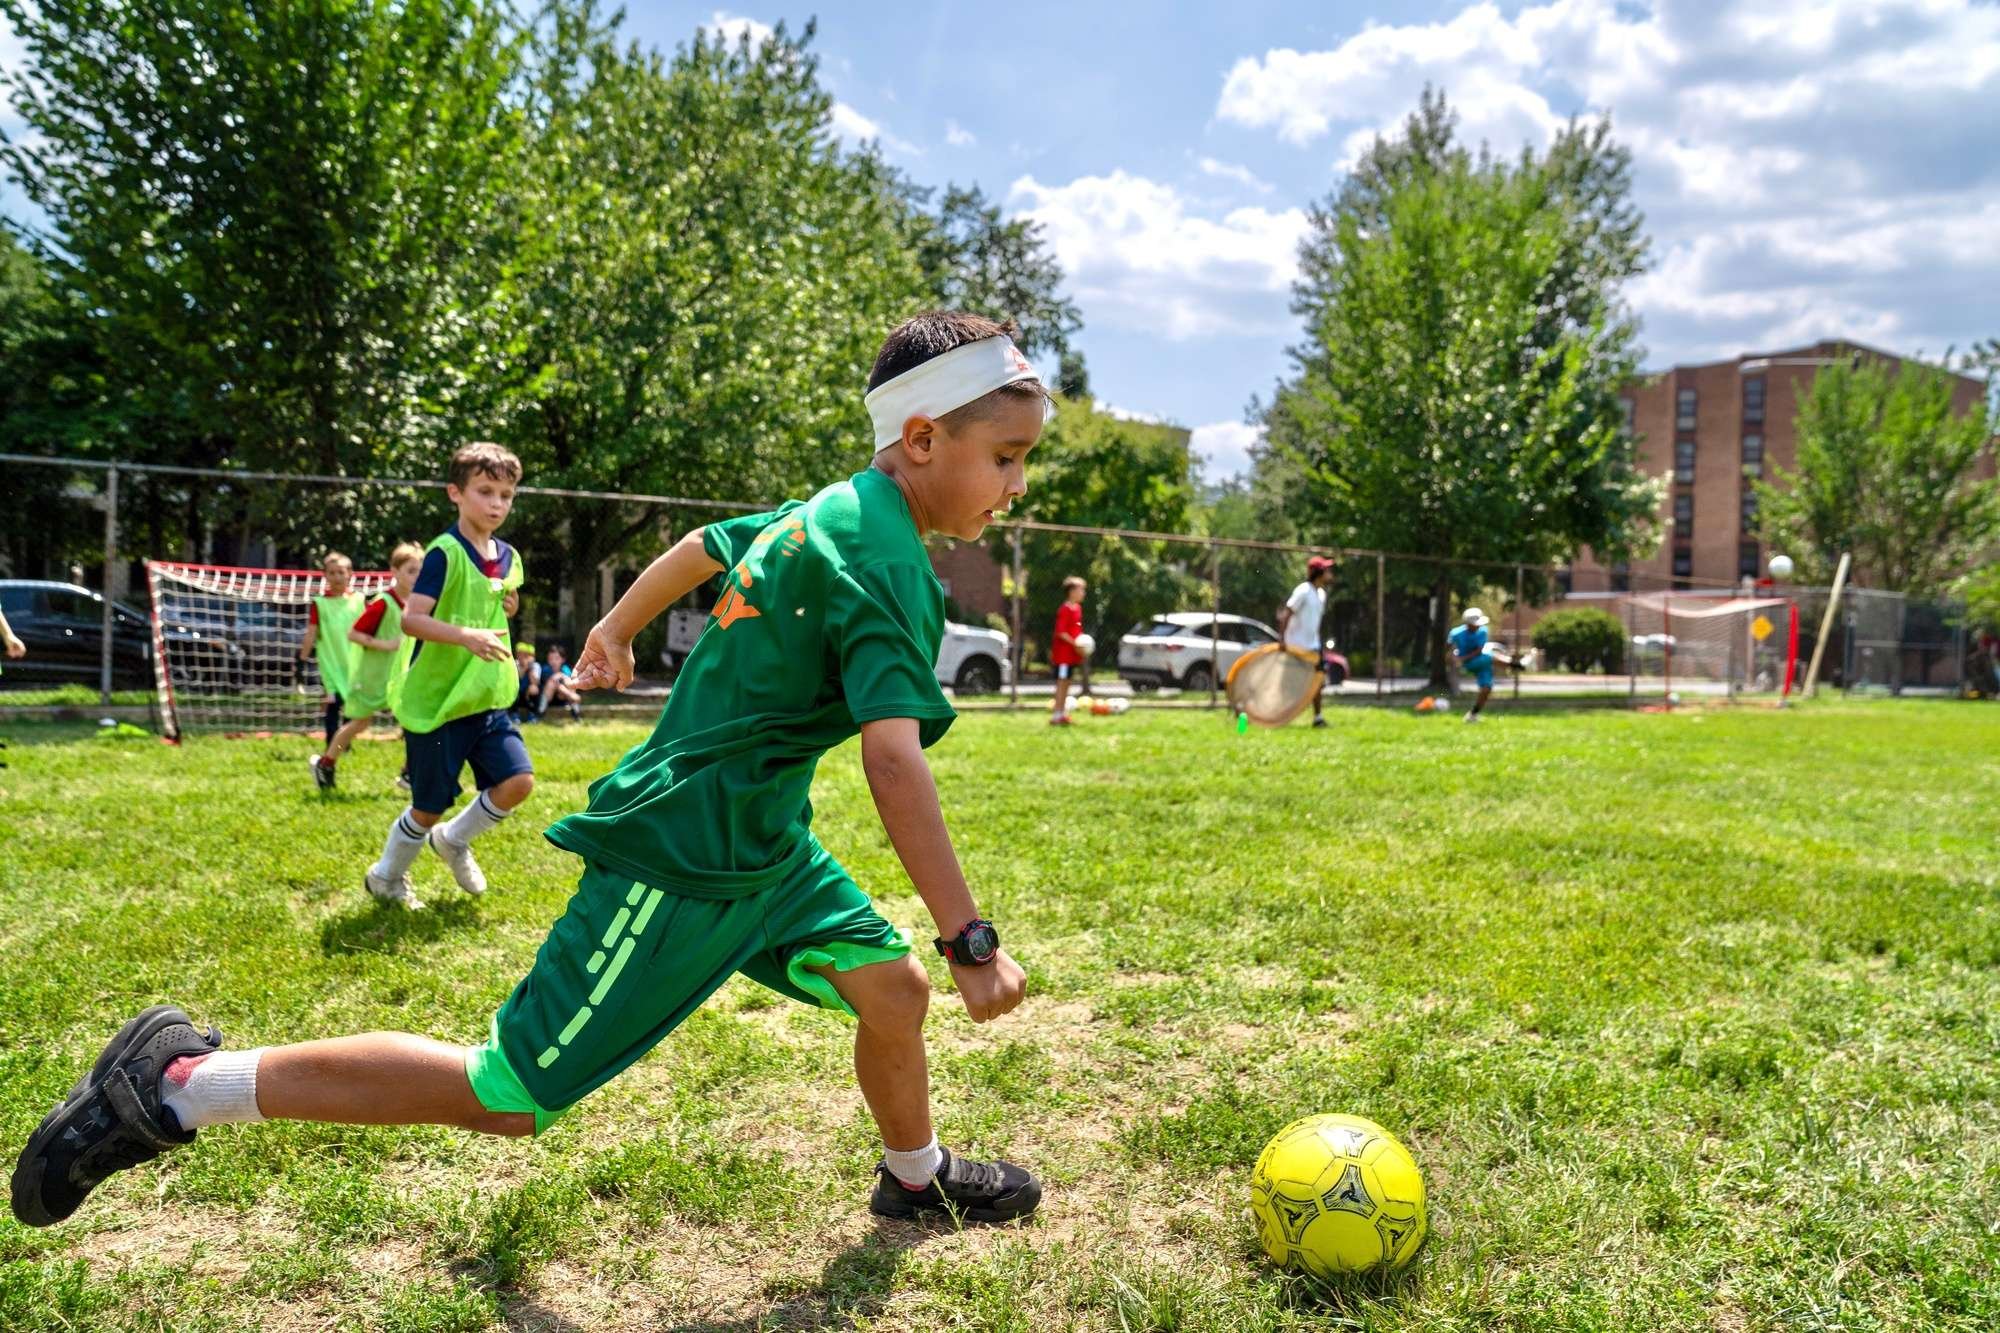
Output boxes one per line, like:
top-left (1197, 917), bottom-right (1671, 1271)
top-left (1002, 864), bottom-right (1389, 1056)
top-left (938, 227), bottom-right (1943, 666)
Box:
top-left (308, 542), bottom-right (424, 792)
top-left (13, 312), bottom-right (1045, 1230)
top-left (297, 551), bottom-right (362, 752)
top-left (359, 442), bottom-right (536, 909)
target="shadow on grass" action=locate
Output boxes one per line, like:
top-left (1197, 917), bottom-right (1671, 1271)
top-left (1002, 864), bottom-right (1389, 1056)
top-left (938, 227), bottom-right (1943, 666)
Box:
top-left (318, 895), bottom-right (485, 955)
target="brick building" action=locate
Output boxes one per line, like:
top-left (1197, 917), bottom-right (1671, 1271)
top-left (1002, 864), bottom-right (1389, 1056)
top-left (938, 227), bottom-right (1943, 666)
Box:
top-left (1567, 340), bottom-right (1990, 591)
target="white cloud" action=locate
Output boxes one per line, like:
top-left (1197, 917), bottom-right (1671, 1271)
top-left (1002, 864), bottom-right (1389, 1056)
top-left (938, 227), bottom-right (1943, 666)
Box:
top-left (704, 11), bottom-right (775, 50)
top-left (828, 101), bottom-right (921, 157)
top-left (1190, 421), bottom-right (1263, 481)
top-left (1102, 403), bottom-right (1167, 425)
top-left (1214, 0), bottom-right (2000, 366)
top-left (1196, 156), bottom-right (1273, 193)
top-left (945, 120), bottom-right (976, 148)
top-left (1009, 170), bottom-right (1308, 340)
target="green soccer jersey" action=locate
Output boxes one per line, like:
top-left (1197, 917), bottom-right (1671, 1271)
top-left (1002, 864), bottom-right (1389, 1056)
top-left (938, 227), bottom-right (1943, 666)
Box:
top-left (546, 466), bottom-right (956, 897)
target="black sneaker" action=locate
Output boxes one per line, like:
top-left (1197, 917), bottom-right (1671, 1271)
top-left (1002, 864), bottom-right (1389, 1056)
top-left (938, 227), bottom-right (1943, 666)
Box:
top-left (1312, 716), bottom-right (1329, 728)
top-left (11, 1005), bottom-right (221, 1227)
top-left (868, 1147), bottom-right (1041, 1224)
top-left (308, 754), bottom-right (336, 791)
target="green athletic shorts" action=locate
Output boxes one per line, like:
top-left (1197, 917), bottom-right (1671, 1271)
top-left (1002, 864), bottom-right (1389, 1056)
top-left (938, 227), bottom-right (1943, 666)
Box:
top-left (466, 842), bottom-right (909, 1130)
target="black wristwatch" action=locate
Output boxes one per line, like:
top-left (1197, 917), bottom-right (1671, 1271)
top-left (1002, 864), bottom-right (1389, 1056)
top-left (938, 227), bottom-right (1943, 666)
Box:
top-left (935, 918), bottom-right (1000, 967)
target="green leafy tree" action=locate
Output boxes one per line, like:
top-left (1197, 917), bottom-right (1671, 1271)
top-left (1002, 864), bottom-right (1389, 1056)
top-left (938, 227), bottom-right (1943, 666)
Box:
top-left (1754, 356), bottom-right (2000, 596)
top-left (1000, 397), bottom-right (1206, 672)
top-left (1, 0), bottom-right (527, 563)
top-left (1530, 607), bottom-right (1626, 673)
top-left (1263, 90), bottom-right (1661, 685)
top-left (904, 183), bottom-right (1081, 361)
top-left (453, 10), bottom-right (935, 634)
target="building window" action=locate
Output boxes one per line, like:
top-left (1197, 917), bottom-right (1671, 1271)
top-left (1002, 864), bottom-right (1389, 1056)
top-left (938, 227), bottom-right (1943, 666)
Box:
top-left (1676, 387), bottom-right (1697, 431)
top-left (1740, 490), bottom-right (1758, 532)
top-left (1743, 376), bottom-right (1765, 424)
top-left (1742, 434), bottom-right (1763, 477)
top-left (1620, 396), bottom-right (1636, 434)
top-left (1739, 543), bottom-right (1760, 579)
top-left (1672, 547), bottom-right (1692, 578)
top-left (1675, 439), bottom-right (1696, 484)
top-left (1556, 566), bottom-right (1573, 595)
top-left (1611, 562), bottom-right (1631, 593)
top-left (1673, 493), bottom-right (1693, 530)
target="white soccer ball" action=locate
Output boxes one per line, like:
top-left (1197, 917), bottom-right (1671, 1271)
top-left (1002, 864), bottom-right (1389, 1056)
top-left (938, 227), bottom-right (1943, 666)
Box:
top-left (1769, 555), bottom-right (1794, 579)
top-left (1074, 633), bottom-right (1097, 657)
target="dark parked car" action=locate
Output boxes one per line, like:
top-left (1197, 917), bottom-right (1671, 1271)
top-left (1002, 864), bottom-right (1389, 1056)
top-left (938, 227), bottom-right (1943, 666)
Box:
top-left (0, 580), bottom-right (239, 691)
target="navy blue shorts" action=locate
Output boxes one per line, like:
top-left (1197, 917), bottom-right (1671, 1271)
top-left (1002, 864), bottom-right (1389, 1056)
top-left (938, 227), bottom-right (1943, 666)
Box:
top-left (404, 708), bottom-right (533, 814)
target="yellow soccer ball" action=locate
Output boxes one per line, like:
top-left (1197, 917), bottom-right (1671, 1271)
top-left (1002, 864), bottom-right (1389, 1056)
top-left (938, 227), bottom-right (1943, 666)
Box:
top-left (1250, 1114), bottom-right (1427, 1277)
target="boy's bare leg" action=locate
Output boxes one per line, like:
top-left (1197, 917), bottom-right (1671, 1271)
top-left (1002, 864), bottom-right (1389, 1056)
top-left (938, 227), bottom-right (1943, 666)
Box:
top-left (409, 771), bottom-right (534, 830)
top-left (259, 1034), bottom-right (531, 1135)
top-left (1052, 674), bottom-right (1071, 721)
top-left (325, 713), bottom-right (372, 762)
top-left (816, 953), bottom-right (932, 1149)
top-left (818, 952), bottom-right (1042, 1221)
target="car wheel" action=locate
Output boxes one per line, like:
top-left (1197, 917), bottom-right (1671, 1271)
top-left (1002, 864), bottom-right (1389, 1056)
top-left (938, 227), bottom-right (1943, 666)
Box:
top-left (954, 656), bottom-right (1001, 695)
top-left (1127, 677), bottom-right (1159, 693)
top-left (1181, 661), bottom-right (1213, 692)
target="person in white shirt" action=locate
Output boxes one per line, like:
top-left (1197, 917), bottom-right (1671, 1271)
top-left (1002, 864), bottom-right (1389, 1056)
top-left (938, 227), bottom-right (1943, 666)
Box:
top-left (1277, 556), bottom-right (1335, 728)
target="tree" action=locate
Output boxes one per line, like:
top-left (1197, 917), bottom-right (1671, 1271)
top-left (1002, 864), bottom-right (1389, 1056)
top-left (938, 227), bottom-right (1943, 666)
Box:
top-left (1, 0), bottom-right (527, 558)
top-left (904, 184), bottom-right (1081, 361)
top-left (996, 396), bottom-right (1206, 668)
top-left (1262, 90), bottom-right (1661, 685)
top-left (1754, 356), bottom-right (2000, 596)
top-left (449, 9), bottom-right (937, 636)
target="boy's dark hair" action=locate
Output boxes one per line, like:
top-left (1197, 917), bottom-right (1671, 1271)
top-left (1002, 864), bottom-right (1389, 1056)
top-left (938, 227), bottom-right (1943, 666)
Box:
top-left (449, 441), bottom-right (523, 489)
top-left (869, 310), bottom-right (1049, 432)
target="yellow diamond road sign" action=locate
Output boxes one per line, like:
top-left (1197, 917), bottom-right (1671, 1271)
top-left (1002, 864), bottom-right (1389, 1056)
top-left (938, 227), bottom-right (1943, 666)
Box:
top-left (1750, 614), bottom-right (1774, 642)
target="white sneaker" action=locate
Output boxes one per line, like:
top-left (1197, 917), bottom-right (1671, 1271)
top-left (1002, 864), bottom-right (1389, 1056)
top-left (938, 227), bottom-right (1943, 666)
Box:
top-left (364, 868), bottom-right (423, 910)
top-left (1464, 711), bottom-right (1482, 724)
top-left (428, 828), bottom-right (488, 896)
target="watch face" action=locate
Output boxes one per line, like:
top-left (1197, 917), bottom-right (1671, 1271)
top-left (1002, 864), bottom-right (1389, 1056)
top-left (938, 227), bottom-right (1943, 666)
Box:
top-left (963, 923), bottom-right (999, 962)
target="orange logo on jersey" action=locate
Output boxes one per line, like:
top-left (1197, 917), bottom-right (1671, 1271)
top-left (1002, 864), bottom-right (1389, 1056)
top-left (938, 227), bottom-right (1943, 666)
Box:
top-left (712, 516), bottom-right (804, 630)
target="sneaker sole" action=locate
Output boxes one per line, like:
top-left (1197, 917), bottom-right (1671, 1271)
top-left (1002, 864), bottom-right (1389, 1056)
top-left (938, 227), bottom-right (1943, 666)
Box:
top-left (868, 1179), bottom-right (1043, 1225)
top-left (11, 1005), bottom-right (208, 1228)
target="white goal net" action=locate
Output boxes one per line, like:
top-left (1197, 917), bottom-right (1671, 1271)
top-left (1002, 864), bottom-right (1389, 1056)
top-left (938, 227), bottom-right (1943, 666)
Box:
top-left (1620, 591), bottom-right (1798, 701)
top-left (147, 561), bottom-right (396, 741)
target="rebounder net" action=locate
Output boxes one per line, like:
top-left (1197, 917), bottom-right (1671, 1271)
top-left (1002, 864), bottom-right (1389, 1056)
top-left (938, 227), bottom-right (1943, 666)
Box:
top-left (147, 561), bottom-right (395, 741)
top-left (1226, 643), bottom-right (1323, 727)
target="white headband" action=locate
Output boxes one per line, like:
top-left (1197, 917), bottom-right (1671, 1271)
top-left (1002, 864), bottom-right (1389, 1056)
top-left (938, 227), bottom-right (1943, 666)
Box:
top-left (865, 336), bottom-right (1044, 447)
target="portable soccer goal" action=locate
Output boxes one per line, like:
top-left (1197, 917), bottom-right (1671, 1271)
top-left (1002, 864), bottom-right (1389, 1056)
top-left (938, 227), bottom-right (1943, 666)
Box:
top-left (1620, 591), bottom-right (1800, 701)
top-left (146, 561), bottom-right (396, 741)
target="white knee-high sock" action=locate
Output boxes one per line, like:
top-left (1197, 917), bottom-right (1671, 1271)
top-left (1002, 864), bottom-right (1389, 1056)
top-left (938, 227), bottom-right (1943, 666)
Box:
top-left (882, 1135), bottom-right (944, 1188)
top-left (440, 790), bottom-right (508, 846)
top-left (161, 1049), bottom-right (266, 1131)
top-left (372, 809), bottom-right (429, 879)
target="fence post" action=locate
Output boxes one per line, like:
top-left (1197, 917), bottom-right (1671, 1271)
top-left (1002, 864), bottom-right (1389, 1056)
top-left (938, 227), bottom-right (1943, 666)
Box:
top-left (1513, 564), bottom-right (1523, 702)
top-left (100, 465), bottom-right (119, 706)
top-left (1008, 526), bottom-right (1023, 710)
top-left (1375, 552), bottom-right (1385, 698)
top-left (1208, 540), bottom-right (1220, 708)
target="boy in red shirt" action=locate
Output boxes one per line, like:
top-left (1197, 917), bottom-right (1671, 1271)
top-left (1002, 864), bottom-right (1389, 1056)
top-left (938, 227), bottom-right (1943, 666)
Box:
top-left (1050, 576), bottom-right (1087, 725)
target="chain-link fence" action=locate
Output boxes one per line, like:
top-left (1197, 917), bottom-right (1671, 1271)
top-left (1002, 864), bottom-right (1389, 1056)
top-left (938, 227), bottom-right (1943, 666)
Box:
top-left (2, 453), bottom-right (1983, 725)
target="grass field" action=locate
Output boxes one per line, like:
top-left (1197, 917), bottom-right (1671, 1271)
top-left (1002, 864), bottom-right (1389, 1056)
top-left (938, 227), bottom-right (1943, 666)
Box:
top-left (0, 703), bottom-right (1996, 1331)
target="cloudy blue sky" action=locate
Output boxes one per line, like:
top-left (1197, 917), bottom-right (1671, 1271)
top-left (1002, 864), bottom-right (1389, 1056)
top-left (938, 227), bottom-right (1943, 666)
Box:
top-left (6, 1), bottom-right (1998, 479)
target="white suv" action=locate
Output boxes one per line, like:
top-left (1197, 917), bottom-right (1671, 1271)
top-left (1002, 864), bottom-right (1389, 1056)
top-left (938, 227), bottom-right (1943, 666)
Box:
top-left (936, 622), bottom-right (1012, 695)
top-left (1118, 612), bottom-right (1280, 692)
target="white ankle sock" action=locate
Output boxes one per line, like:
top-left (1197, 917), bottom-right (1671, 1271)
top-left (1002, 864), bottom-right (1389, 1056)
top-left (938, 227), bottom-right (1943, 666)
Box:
top-left (441, 791), bottom-right (508, 846)
top-left (372, 809), bottom-right (428, 880)
top-left (161, 1049), bottom-right (266, 1130)
top-left (882, 1136), bottom-right (943, 1188)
